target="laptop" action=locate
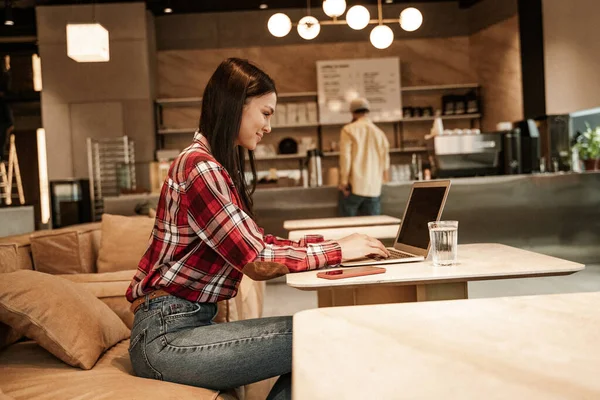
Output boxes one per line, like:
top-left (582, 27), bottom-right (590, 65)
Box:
top-left (342, 180), bottom-right (452, 267)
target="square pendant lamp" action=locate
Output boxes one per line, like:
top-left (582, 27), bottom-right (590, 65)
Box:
top-left (66, 23), bottom-right (110, 62)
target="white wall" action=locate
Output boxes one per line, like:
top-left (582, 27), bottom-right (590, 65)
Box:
top-left (36, 3), bottom-right (156, 180)
top-left (543, 0), bottom-right (600, 114)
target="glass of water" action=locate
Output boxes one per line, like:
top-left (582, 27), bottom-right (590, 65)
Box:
top-left (428, 221), bottom-right (459, 266)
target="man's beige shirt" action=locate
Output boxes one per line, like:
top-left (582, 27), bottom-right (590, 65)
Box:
top-left (339, 117), bottom-right (390, 197)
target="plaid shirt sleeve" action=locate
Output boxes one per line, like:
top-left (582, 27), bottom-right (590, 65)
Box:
top-left (186, 161), bottom-right (342, 273)
top-left (263, 233), bottom-right (325, 247)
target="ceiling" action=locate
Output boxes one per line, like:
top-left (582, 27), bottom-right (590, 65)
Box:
top-left (7, 0), bottom-right (482, 14)
top-left (0, 0), bottom-right (481, 48)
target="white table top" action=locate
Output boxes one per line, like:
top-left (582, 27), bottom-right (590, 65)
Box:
top-left (286, 243), bottom-right (584, 289)
top-left (288, 224), bottom-right (399, 241)
top-left (293, 291), bottom-right (600, 399)
top-left (283, 215), bottom-right (401, 231)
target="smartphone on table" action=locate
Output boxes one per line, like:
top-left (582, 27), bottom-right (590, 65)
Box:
top-left (316, 266), bottom-right (386, 280)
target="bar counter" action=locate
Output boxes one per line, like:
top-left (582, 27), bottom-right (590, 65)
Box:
top-left (254, 172), bottom-right (600, 263)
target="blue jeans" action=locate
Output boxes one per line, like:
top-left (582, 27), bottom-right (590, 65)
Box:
top-left (129, 295), bottom-right (292, 400)
top-left (339, 192), bottom-right (381, 216)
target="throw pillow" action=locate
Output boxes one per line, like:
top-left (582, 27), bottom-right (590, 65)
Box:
top-left (0, 233), bottom-right (34, 273)
top-left (96, 214), bottom-right (155, 273)
top-left (30, 223), bottom-right (101, 274)
top-left (0, 270), bottom-right (130, 370)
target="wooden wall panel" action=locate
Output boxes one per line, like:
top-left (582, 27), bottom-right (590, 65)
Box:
top-left (469, 16), bottom-right (523, 131)
top-left (157, 36), bottom-right (474, 98)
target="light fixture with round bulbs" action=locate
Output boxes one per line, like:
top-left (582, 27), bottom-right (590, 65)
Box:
top-left (346, 5), bottom-right (370, 30)
top-left (163, 7), bottom-right (173, 14)
top-left (266, 0), bottom-right (422, 49)
top-left (322, 0), bottom-right (346, 18)
top-left (399, 7), bottom-right (423, 32)
top-left (370, 25), bottom-right (394, 49)
top-left (259, 4), bottom-right (268, 10)
top-left (297, 16), bottom-right (321, 40)
top-left (267, 13), bottom-right (292, 37)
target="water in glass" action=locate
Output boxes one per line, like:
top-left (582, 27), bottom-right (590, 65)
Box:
top-left (428, 221), bottom-right (458, 266)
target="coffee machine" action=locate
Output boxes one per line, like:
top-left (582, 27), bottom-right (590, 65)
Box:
top-left (499, 119), bottom-right (544, 175)
top-left (426, 133), bottom-right (504, 178)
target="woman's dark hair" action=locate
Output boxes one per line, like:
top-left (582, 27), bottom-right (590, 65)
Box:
top-left (199, 58), bottom-right (277, 218)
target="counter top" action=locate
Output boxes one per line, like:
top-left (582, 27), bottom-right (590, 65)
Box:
top-left (255, 172), bottom-right (599, 192)
top-left (293, 291), bottom-right (600, 399)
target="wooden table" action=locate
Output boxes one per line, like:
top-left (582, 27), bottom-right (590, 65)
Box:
top-left (283, 215), bottom-right (401, 231)
top-left (287, 224), bottom-right (400, 241)
top-left (293, 292), bottom-right (600, 399)
top-left (286, 243), bottom-right (584, 306)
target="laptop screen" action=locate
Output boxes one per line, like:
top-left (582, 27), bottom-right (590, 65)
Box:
top-left (396, 186), bottom-right (448, 250)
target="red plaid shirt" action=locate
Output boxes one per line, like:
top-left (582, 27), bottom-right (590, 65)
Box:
top-left (126, 132), bottom-right (342, 303)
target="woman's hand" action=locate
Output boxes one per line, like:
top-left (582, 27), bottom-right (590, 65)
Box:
top-left (336, 233), bottom-right (390, 261)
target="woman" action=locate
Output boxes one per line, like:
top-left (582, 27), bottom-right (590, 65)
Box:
top-left (126, 58), bottom-right (389, 400)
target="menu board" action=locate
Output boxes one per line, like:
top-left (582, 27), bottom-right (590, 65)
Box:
top-left (316, 57), bottom-right (402, 125)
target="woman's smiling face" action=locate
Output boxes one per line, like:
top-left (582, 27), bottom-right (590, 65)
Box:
top-left (236, 92), bottom-right (277, 151)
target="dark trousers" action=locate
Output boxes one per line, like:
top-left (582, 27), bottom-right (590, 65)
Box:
top-left (338, 192), bottom-right (381, 216)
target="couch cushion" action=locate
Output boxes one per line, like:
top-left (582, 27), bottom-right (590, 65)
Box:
top-left (99, 296), bottom-right (135, 329)
top-left (58, 271), bottom-right (137, 329)
top-left (96, 214), bottom-right (154, 273)
top-left (59, 270), bottom-right (135, 298)
top-left (0, 386), bottom-right (15, 400)
top-left (30, 223), bottom-right (101, 275)
top-left (0, 270), bottom-right (130, 370)
top-left (0, 340), bottom-right (237, 400)
top-left (0, 233), bottom-right (33, 273)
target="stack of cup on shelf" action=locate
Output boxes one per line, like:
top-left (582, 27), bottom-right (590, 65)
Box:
top-left (390, 164), bottom-right (413, 182)
top-left (271, 102), bottom-right (319, 128)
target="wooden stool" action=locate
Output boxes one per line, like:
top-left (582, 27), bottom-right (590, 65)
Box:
top-left (0, 135), bottom-right (25, 206)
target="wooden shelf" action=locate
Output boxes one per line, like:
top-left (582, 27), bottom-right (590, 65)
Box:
top-left (158, 125), bottom-right (320, 135)
top-left (253, 154), bottom-right (306, 161)
top-left (252, 147), bottom-right (428, 161)
top-left (278, 92), bottom-right (318, 99)
top-left (401, 114), bottom-right (481, 123)
top-left (156, 92), bottom-right (318, 107)
top-left (158, 128), bottom-right (194, 135)
top-left (272, 123), bottom-right (320, 129)
top-left (323, 147), bottom-right (427, 157)
top-left (157, 114), bottom-right (480, 135)
top-left (401, 83), bottom-right (480, 92)
top-left (156, 85), bottom-right (479, 106)
top-left (156, 97), bottom-right (202, 107)
top-left (156, 86), bottom-right (479, 106)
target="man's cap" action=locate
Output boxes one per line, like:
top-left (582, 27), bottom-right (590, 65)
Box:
top-left (349, 97), bottom-right (370, 113)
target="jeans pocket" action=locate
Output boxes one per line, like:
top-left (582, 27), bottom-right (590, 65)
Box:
top-left (129, 329), bottom-right (162, 381)
top-left (162, 301), bottom-right (203, 320)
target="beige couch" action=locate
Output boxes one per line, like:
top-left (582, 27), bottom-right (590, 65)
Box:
top-left (0, 216), bottom-right (275, 400)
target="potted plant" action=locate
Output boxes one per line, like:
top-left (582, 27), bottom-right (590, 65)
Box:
top-left (573, 123), bottom-right (600, 171)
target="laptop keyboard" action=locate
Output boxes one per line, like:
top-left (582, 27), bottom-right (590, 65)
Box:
top-left (369, 249), bottom-right (414, 261)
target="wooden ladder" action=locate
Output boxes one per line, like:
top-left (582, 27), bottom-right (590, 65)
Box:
top-left (0, 134), bottom-right (25, 206)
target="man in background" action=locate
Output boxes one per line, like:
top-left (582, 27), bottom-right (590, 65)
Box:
top-left (338, 97), bottom-right (390, 216)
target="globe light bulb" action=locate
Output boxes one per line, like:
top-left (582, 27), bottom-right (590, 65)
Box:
top-left (297, 16), bottom-right (320, 40)
top-left (268, 13), bottom-right (292, 37)
top-left (370, 25), bottom-right (393, 49)
top-left (399, 7), bottom-right (423, 32)
top-left (346, 5), bottom-right (370, 30)
top-left (322, 0), bottom-right (346, 18)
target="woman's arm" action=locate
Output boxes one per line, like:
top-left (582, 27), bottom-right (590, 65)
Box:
top-left (263, 233), bottom-right (324, 248)
top-left (185, 161), bottom-right (342, 278)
